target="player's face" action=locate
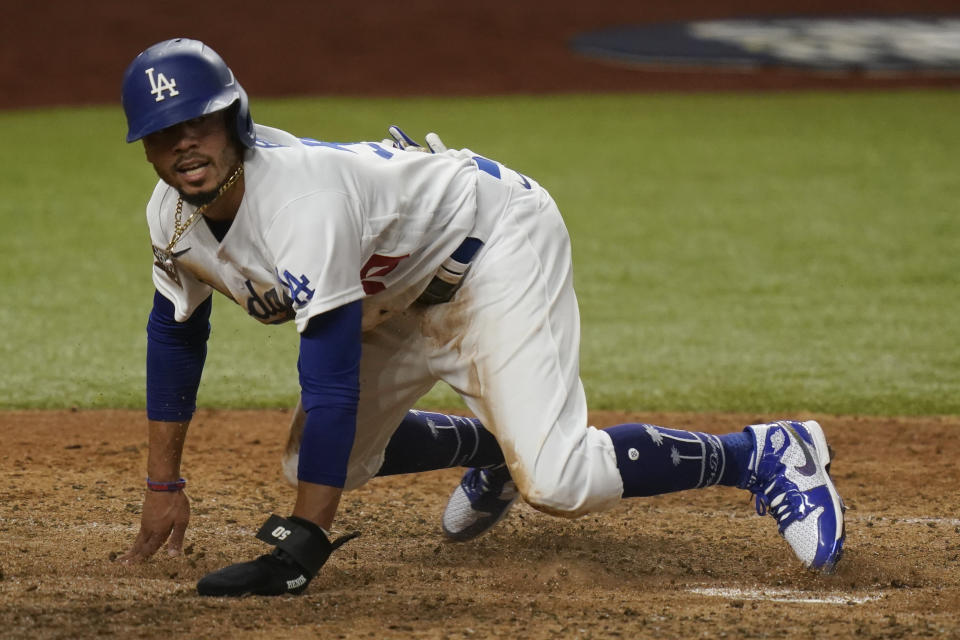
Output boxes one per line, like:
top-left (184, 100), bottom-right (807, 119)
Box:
top-left (142, 111), bottom-right (242, 206)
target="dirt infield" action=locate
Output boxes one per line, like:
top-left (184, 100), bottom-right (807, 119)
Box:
top-left (2, 410), bottom-right (959, 639)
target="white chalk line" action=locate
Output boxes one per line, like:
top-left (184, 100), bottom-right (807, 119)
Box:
top-left (688, 586), bottom-right (882, 605)
top-left (878, 516), bottom-right (960, 526)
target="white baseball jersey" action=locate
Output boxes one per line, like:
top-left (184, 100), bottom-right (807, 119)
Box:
top-left (147, 123), bottom-right (625, 516)
top-left (147, 124), bottom-right (483, 332)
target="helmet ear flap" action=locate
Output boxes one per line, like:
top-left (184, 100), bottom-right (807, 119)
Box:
top-left (234, 85), bottom-right (256, 148)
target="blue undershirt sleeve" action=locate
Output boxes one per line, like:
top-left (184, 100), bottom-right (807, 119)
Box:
top-left (296, 300), bottom-right (362, 488)
top-left (146, 290), bottom-right (211, 422)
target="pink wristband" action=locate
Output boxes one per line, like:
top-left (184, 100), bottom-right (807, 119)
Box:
top-left (146, 477), bottom-right (187, 492)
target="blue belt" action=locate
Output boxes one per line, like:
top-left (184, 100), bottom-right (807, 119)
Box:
top-left (417, 237), bottom-right (484, 305)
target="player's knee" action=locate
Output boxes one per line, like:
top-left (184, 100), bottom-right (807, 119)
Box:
top-left (517, 472), bottom-right (597, 519)
top-left (511, 428), bottom-right (623, 518)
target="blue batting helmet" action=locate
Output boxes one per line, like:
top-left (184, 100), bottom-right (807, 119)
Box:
top-left (122, 38), bottom-right (255, 147)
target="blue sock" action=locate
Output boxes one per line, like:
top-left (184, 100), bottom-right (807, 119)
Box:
top-left (605, 423), bottom-right (753, 497)
top-left (377, 410), bottom-right (505, 476)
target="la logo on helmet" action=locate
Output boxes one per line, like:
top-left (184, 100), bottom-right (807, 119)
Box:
top-left (145, 67), bottom-right (179, 102)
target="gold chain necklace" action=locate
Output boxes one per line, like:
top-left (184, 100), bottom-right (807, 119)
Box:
top-left (152, 163), bottom-right (244, 288)
top-left (168, 163), bottom-right (245, 251)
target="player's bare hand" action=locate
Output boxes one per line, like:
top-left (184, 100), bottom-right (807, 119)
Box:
top-left (117, 489), bottom-right (190, 563)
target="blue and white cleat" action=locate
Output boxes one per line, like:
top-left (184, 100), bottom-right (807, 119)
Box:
top-left (442, 464), bottom-right (517, 541)
top-left (742, 420), bottom-right (846, 572)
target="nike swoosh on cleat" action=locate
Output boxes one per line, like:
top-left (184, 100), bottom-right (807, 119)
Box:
top-left (786, 424), bottom-right (819, 476)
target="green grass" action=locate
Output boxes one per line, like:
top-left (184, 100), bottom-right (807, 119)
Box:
top-left (1, 91), bottom-right (957, 415)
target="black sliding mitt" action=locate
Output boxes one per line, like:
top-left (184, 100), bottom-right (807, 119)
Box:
top-left (197, 514), bottom-right (359, 597)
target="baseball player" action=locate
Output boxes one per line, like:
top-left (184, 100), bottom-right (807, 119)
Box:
top-left (119, 38), bottom-right (846, 597)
